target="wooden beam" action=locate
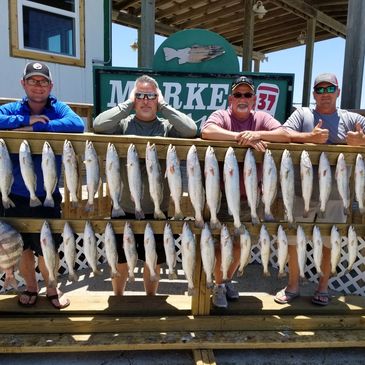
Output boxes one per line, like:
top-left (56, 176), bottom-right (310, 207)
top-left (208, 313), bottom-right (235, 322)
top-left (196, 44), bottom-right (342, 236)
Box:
top-left (271, 0), bottom-right (346, 36)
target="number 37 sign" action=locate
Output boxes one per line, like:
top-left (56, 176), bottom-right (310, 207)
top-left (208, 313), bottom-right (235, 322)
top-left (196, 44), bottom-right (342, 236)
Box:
top-left (255, 83), bottom-right (280, 116)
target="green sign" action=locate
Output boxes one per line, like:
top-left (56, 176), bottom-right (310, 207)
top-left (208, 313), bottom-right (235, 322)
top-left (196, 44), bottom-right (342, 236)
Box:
top-left (93, 67), bottom-right (294, 127)
top-left (153, 29), bottom-right (240, 74)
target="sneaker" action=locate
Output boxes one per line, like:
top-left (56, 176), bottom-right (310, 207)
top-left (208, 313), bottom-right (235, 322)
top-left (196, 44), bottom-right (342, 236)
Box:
top-left (225, 281), bottom-right (239, 300)
top-left (212, 285), bottom-right (228, 308)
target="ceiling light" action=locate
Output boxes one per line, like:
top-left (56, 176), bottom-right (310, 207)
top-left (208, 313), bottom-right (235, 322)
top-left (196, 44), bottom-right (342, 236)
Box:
top-left (297, 31), bottom-right (307, 45)
top-left (130, 40), bottom-right (138, 51)
top-left (252, 1), bottom-right (268, 19)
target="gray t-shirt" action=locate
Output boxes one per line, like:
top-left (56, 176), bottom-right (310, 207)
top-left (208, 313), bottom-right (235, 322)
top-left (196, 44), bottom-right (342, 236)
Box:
top-left (283, 107), bottom-right (365, 200)
top-left (283, 107), bottom-right (365, 144)
top-left (93, 99), bottom-right (197, 215)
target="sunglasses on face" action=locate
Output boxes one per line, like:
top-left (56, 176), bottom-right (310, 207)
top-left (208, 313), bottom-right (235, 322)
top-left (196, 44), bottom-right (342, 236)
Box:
top-left (26, 78), bottom-right (50, 87)
top-left (135, 92), bottom-right (158, 100)
top-left (314, 85), bottom-right (337, 94)
top-left (232, 92), bottom-right (255, 99)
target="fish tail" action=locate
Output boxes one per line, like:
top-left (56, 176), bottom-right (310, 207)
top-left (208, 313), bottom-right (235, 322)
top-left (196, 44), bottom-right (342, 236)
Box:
top-left (168, 271), bottom-right (178, 280)
top-left (317, 209), bottom-right (325, 218)
top-left (187, 287), bottom-right (197, 296)
top-left (263, 271), bottom-right (271, 277)
top-left (68, 272), bottom-right (79, 282)
top-left (3, 275), bottom-right (17, 290)
top-left (111, 270), bottom-right (121, 278)
top-left (43, 196), bottom-right (55, 208)
top-left (278, 271), bottom-right (287, 278)
top-left (112, 207), bottom-right (126, 218)
top-left (163, 47), bottom-right (178, 61)
top-left (135, 209), bottom-right (145, 220)
top-left (128, 274), bottom-right (135, 283)
top-left (30, 196), bottom-right (42, 207)
top-left (71, 200), bottom-right (79, 209)
top-left (210, 218), bottom-right (221, 230)
top-left (344, 206), bottom-right (350, 215)
top-left (48, 278), bottom-right (58, 288)
top-left (84, 202), bottom-right (94, 212)
top-left (303, 209), bottom-right (309, 218)
top-left (93, 268), bottom-right (102, 276)
top-left (236, 269), bottom-right (244, 277)
top-left (233, 224), bottom-right (245, 236)
top-left (264, 213), bottom-right (274, 222)
top-left (251, 216), bottom-right (260, 225)
top-left (359, 207), bottom-right (365, 214)
top-left (154, 210), bottom-right (166, 220)
top-left (194, 218), bottom-right (205, 228)
top-left (206, 281), bottom-right (214, 289)
top-left (173, 211), bottom-right (184, 220)
top-left (150, 273), bottom-right (159, 282)
top-left (2, 197), bottom-right (15, 209)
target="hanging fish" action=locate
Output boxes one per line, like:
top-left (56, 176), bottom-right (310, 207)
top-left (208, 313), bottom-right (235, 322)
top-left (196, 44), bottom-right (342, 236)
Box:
top-left (0, 139), bottom-right (14, 209)
top-left (262, 149), bottom-right (277, 222)
top-left (300, 150), bottom-right (313, 218)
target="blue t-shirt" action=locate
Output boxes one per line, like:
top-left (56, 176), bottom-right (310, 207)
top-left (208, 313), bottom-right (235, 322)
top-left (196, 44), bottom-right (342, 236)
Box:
top-left (0, 96), bottom-right (84, 197)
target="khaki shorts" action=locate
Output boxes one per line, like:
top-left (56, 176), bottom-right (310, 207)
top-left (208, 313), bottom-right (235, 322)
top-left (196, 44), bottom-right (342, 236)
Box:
top-left (288, 196), bottom-right (346, 248)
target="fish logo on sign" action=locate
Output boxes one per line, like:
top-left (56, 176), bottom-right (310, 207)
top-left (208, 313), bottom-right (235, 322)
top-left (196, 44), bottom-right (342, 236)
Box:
top-left (163, 45), bottom-right (225, 64)
top-left (255, 83), bottom-right (280, 116)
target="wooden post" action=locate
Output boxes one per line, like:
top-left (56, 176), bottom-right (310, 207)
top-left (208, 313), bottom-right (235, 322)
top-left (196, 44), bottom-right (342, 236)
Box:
top-left (242, 0), bottom-right (254, 72)
top-left (140, 0), bottom-right (155, 69)
top-left (341, 0), bottom-right (365, 109)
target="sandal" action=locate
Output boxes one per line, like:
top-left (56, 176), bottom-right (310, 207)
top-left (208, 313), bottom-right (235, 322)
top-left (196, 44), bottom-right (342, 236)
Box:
top-left (46, 293), bottom-right (70, 309)
top-left (18, 290), bottom-right (38, 307)
top-left (312, 291), bottom-right (330, 306)
top-left (274, 288), bottom-right (300, 304)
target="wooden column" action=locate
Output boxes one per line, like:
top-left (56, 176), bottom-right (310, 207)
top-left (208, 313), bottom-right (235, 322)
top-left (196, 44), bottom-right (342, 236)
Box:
top-left (242, 0), bottom-right (254, 72)
top-left (341, 0), bottom-right (365, 109)
top-left (302, 18), bottom-right (316, 107)
top-left (140, 0), bottom-right (155, 69)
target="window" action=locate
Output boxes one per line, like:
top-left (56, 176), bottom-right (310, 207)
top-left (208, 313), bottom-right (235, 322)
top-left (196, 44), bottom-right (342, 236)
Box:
top-left (9, 0), bottom-right (85, 67)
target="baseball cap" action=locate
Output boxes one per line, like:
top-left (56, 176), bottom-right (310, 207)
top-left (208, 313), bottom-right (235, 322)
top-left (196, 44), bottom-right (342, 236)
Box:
top-left (313, 73), bottom-right (338, 87)
top-left (231, 76), bottom-right (255, 92)
top-left (23, 61), bottom-right (52, 82)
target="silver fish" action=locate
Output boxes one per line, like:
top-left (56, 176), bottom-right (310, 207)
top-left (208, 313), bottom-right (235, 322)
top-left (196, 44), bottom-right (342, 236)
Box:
top-left (277, 225), bottom-right (288, 278)
top-left (300, 150), bottom-right (313, 218)
top-left (19, 140), bottom-right (41, 207)
top-left (127, 144), bottom-right (144, 220)
top-left (330, 225), bottom-right (341, 276)
top-left (165, 144), bottom-right (184, 220)
top-left (355, 154), bottom-right (365, 214)
top-left (335, 153), bottom-right (350, 215)
top-left (262, 149), bottom-right (277, 222)
top-left (237, 226), bottom-right (251, 277)
top-left (0, 139), bottom-right (14, 209)
top-left (296, 225), bottom-right (307, 279)
top-left (163, 222), bottom-right (177, 280)
top-left (123, 222), bottom-right (138, 282)
top-left (144, 223), bottom-right (158, 282)
top-left (40, 221), bottom-right (58, 288)
top-left (200, 223), bottom-right (216, 289)
top-left (181, 222), bottom-right (196, 296)
top-left (223, 147), bottom-right (242, 234)
top-left (280, 149), bottom-right (295, 226)
top-left (163, 45), bottom-right (225, 64)
top-left (187, 145), bottom-right (205, 228)
top-left (243, 148), bottom-right (259, 225)
top-left (220, 224), bottom-right (233, 282)
top-left (146, 142), bottom-right (166, 220)
top-left (312, 225), bottom-right (323, 276)
top-left (104, 222), bottom-right (120, 279)
top-left (62, 140), bottom-right (79, 208)
top-left (0, 220), bottom-right (23, 289)
top-left (41, 141), bottom-right (58, 208)
top-left (62, 221), bottom-right (78, 282)
top-left (105, 143), bottom-right (125, 218)
top-left (259, 224), bottom-right (271, 277)
top-left (84, 140), bottom-right (100, 212)
top-left (347, 225), bottom-right (358, 271)
top-left (83, 221), bottom-right (102, 276)
top-left (204, 146), bottom-right (221, 229)
top-left (318, 152), bottom-right (332, 217)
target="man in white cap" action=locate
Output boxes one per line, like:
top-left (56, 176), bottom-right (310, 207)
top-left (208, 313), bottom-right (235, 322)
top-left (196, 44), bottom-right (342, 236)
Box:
top-left (0, 61), bottom-right (84, 309)
top-left (274, 73), bottom-right (365, 306)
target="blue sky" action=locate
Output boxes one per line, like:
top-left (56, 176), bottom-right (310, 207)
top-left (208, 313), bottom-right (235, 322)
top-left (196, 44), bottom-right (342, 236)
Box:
top-left (112, 24), bottom-right (365, 108)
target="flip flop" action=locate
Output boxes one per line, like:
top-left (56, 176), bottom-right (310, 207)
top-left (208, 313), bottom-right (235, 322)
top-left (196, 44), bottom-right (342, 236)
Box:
top-left (274, 288), bottom-right (300, 304)
top-left (18, 290), bottom-right (38, 307)
top-left (312, 291), bottom-right (330, 306)
top-left (46, 293), bottom-right (70, 309)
